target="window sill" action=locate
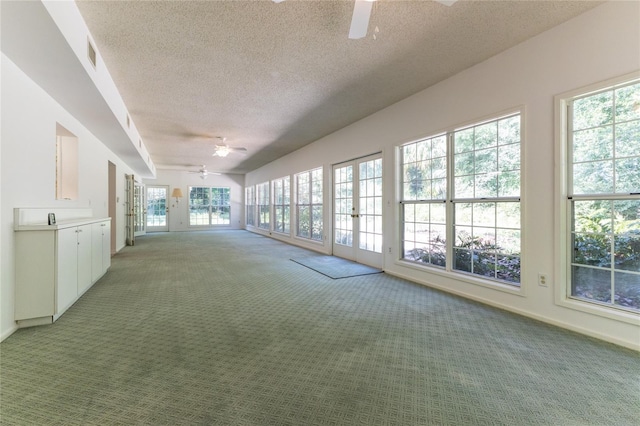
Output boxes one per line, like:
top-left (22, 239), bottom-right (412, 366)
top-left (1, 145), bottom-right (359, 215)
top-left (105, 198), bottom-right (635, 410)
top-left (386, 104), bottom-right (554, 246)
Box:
top-left (292, 235), bottom-right (325, 247)
top-left (395, 259), bottom-right (525, 297)
top-left (554, 294), bottom-right (640, 326)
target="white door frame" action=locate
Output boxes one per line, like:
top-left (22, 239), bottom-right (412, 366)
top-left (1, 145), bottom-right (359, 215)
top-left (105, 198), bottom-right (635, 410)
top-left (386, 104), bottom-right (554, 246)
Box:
top-left (332, 153), bottom-right (383, 268)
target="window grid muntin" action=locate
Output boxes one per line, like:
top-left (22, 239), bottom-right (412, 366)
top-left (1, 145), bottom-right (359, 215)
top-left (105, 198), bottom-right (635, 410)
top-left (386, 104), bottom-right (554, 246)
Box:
top-left (566, 79), bottom-right (640, 313)
top-left (256, 182), bottom-right (270, 230)
top-left (189, 186), bottom-right (230, 226)
top-left (402, 134), bottom-right (447, 201)
top-left (359, 158), bottom-right (383, 253)
top-left (400, 112), bottom-right (522, 286)
top-left (188, 186), bottom-right (209, 226)
top-left (147, 187), bottom-right (167, 227)
top-left (402, 200), bottom-right (447, 268)
top-left (296, 167), bottom-right (323, 241)
top-left (210, 187), bottom-right (230, 225)
top-left (273, 176), bottom-right (290, 234)
top-left (568, 81), bottom-right (640, 197)
top-left (452, 200), bottom-right (521, 284)
top-left (245, 186), bottom-right (255, 227)
top-left (453, 114), bottom-right (521, 200)
top-left (451, 114), bottom-right (521, 284)
top-left (334, 165), bottom-right (353, 247)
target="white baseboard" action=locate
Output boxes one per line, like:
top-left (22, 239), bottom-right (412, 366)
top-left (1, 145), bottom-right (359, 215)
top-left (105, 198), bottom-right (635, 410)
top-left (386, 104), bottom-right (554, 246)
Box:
top-left (386, 270), bottom-right (640, 352)
top-left (1, 324), bottom-right (18, 342)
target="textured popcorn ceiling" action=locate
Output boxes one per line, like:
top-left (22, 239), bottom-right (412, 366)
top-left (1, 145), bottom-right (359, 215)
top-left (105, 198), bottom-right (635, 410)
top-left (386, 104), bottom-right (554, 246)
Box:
top-left (76, 0), bottom-right (602, 174)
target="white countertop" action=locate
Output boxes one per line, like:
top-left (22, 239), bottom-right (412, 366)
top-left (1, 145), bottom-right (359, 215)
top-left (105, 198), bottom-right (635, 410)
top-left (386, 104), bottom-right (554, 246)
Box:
top-left (15, 217), bottom-right (111, 231)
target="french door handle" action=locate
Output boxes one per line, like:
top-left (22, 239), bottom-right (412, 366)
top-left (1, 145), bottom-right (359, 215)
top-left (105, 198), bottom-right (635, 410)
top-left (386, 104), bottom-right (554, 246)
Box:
top-left (351, 214), bottom-right (359, 218)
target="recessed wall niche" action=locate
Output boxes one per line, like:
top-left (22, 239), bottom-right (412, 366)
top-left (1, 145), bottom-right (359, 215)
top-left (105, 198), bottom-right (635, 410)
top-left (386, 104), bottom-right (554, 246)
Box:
top-left (56, 123), bottom-right (78, 200)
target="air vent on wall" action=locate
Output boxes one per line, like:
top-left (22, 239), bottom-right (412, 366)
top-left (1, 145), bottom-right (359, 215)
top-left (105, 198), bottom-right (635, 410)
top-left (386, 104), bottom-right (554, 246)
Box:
top-left (87, 38), bottom-right (97, 68)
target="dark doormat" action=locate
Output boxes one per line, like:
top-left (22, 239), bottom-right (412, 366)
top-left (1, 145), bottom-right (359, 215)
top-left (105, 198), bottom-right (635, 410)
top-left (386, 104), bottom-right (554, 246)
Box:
top-left (290, 255), bottom-right (382, 279)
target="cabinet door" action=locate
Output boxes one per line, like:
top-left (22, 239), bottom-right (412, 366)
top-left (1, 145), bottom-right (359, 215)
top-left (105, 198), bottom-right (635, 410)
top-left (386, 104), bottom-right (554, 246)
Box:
top-left (77, 225), bottom-right (92, 294)
top-left (91, 223), bottom-right (103, 283)
top-left (102, 221), bottom-right (111, 271)
top-left (15, 231), bottom-right (56, 320)
top-left (56, 227), bottom-right (78, 314)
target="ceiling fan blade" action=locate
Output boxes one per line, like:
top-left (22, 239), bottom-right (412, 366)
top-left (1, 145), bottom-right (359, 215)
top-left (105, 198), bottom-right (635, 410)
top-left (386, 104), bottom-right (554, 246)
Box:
top-left (434, 0), bottom-right (458, 6)
top-left (348, 0), bottom-right (373, 40)
top-left (230, 147), bottom-right (247, 152)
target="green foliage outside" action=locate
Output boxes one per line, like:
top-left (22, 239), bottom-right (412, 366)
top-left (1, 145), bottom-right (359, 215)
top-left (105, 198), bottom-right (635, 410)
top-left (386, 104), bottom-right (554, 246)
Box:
top-left (407, 232), bottom-right (521, 284)
top-left (572, 200), bottom-right (640, 310)
top-left (570, 82), bottom-right (640, 311)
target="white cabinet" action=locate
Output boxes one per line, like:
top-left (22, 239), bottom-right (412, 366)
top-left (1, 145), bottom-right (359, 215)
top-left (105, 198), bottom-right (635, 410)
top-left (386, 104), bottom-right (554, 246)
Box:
top-left (91, 221), bottom-right (111, 284)
top-left (15, 217), bottom-right (111, 327)
top-left (76, 224), bottom-right (93, 295)
top-left (56, 227), bottom-right (79, 314)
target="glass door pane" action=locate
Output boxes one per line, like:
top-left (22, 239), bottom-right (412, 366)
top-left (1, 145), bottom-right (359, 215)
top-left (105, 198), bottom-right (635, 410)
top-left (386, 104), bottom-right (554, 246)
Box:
top-left (134, 184), bottom-right (146, 237)
top-left (332, 154), bottom-right (383, 268)
top-left (146, 186), bottom-right (169, 232)
top-left (334, 165), bottom-right (353, 247)
top-left (358, 158), bottom-right (383, 254)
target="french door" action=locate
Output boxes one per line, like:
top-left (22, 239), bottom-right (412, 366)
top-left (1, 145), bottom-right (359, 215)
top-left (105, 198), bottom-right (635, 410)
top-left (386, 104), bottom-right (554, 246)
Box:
top-left (333, 154), bottom-right (383, 268)
top-left (134, 183), bottom-right (146, 237)
top-left (146, 186), bottom-right (169, 232)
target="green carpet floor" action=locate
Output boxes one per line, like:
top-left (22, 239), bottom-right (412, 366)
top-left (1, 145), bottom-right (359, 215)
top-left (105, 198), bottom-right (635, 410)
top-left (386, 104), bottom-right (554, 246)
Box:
top-left (1, 230), bottom-right (638, 425)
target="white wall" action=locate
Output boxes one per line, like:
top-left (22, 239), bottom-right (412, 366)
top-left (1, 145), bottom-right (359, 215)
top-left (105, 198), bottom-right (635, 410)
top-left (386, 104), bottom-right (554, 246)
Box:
top-left (246, 1), bottom-right (640, 349)
top-left (0, 54), bottom-right (136, 340)
top-left (143, 170), bottom-right (244, 231)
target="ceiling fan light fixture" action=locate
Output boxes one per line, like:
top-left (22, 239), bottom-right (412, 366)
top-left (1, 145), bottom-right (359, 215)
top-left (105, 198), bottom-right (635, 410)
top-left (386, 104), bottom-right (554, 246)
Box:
top-left (215, 146), bottom-right (230, 157)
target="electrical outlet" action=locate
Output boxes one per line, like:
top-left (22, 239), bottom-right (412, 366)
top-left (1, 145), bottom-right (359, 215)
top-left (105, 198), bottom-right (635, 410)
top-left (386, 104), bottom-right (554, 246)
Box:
top-left (538, 273), bottom-right (548, 287)
top-left (388, 247), bottom-right (392, 253)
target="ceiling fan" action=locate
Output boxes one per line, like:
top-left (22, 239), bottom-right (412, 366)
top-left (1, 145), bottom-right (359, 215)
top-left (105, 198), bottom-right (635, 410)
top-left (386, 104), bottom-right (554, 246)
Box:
top-left (212, 137), bottom-right (247, 158)
top-left (188, 165), bottom-right (221, 180)
top-left (273, 0), bottom-right (458, 39)
top-left (349, 0), bottom-right (458, 39)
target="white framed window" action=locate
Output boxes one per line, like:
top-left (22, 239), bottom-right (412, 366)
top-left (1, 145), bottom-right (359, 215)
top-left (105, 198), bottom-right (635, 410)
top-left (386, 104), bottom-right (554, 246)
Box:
top-left (296, 167), bottom-right (323, 241)
top-left (273, 176), bottom-right (290, 234)
top-left (245, 186), bottom-right (255, 227)
top-left (402, 134), bottom-right (448, 267)
top-left (188, 186), bottom-right (230, 226)
top-left (452, 114), bottom-right (521, 283)
top-left (257, 181), bottom-right (270, 230)
top-left (560, 75), bottom-right (639, 314)
top-left (401, 112), bottom-right (522, 286)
